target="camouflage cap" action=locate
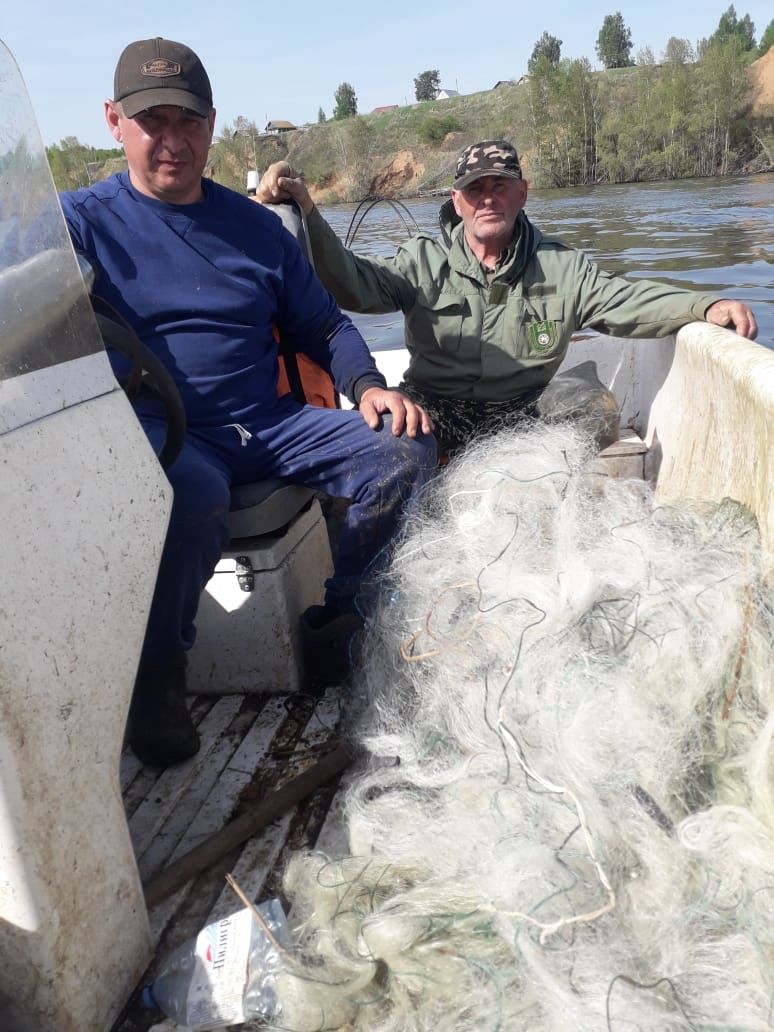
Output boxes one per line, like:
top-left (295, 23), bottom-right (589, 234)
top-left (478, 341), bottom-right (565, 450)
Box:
top-left (453, 140), bottom-right (522, 189)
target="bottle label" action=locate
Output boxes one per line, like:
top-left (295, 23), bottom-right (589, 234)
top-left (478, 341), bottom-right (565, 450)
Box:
top-left (185, 907), bottom-right (254, 1025)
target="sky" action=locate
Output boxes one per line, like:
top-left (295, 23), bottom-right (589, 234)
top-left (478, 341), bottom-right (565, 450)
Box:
top-left (2, 0), bottom-right (772, 148)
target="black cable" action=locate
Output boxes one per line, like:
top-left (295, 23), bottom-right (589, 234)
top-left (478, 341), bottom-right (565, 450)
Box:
top-left (344, 195), bottom-right (420, 249)
top-left (606, 975), bottom-right (698, 1031)
top-left (90, 296), bottom-right (186, 471)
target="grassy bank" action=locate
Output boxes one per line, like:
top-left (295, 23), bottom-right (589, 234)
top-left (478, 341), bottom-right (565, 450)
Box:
top-left (209, 49), bottom-right (774, 202)
top-left (51, 49), bottom-right (774, 200)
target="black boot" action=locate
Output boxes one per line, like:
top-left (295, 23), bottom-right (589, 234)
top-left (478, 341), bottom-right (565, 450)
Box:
top-left (127, 656), bottom-right (200, 767)
top-left (300, 605), bottom-right (364, 688)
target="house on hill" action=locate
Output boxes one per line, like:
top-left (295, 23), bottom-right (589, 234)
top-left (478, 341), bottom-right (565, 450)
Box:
top-left (372, 104), bottom-right (399, 114)
top-left (495, 76), bottom-right (530, 88)
top-left (436, 88), bottom-right (459, 100)
top-left (264, 120), bottom-right (297, 134)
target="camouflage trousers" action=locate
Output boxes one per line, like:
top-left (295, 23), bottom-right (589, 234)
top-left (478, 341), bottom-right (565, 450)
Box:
top-left (397, 381), bottom-right (541, 458)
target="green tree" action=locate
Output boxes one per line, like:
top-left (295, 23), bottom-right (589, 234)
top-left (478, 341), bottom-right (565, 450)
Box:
top-left (563, 58), bottom-right (605, 183)
top-left (757, 18), bottom-right (774, 54)
top-left (700, 6), bottom-right (756, 54)
top-left (602, 44), bottom-right (698, 183)
top-left (46, 137), bottom-right (123, 191)
top-left (419, 114), bottom-right (461, 143)
top-left (414, 70), bottom-right (441, 101)
top-left (528, 57), bottom-right (604, 186)
top-left (527, 56), bottom-right (566, 185)
top-left (317, 107), bottom-right (327, 124)
top-left (333, 119), bottom-right (375, 198)
top-left (696, 37), bottom-right (751, 174)
top-left (211, 117), bottom-right (264, 191)
top-left (636, 46), bottom-right (655, 66)
top-left (651, 43), bottom-right (697, 177)
top-left (663, 37), bottom-right (695, 65)
top-left (599, 48), bottom-right (660, 181)
top-left (528, 32), bottom-right (562, 73)
top-left (333, 82), bottom-right (357, 119)
top-left (596, 12), bottom-right (634, 68)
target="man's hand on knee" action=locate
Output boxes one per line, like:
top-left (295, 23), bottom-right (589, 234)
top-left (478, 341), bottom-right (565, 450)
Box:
top-left (256, 161), bottom-right (314, 216)
top-left (358, 387), bottom-right (433, 438)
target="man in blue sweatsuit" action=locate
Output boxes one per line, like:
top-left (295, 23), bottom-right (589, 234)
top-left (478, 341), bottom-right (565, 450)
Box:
top-left (61, 37), bottom-right (436, 767)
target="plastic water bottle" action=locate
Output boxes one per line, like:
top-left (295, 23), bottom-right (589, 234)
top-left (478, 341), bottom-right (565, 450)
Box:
top-left (143, 899), bottom-right (288, 1029)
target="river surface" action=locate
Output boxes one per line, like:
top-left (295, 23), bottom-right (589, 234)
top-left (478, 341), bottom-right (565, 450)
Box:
top-left (320, 173), bottom-right (774, 350)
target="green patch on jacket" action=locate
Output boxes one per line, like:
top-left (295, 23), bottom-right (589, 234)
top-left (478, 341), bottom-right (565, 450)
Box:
top-left (528, 320), bottom-right (558, 353)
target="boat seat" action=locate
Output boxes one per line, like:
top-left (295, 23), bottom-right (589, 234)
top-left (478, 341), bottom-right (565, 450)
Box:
top-left (187, 477), bottom-right (333, 696)
top-left (221, 200), bottom-right (324, 545)
top-left (227, 478), bottom-right (316, 540)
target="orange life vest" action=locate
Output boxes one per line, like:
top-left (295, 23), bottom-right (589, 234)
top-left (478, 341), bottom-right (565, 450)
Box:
top-left (277, 353), bottom-right (338, 409)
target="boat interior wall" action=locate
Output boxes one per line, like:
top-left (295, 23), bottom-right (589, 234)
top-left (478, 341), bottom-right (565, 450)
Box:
top-left (562, 327), bottom-right (774, 575)
top-left (0, 391), bottom-right (172, 1032)
top-left (0, 41), bottom-right (180, 1028)
top-left (652, 323), bottom-right (774, 576)
top-left (556, 332), bottom-right (675, 437)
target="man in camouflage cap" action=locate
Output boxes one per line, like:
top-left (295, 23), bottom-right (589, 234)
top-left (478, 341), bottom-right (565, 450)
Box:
top-left (446, 139), bottom-right (527, 274)
top-left (258, 139), bottom-right (756, 456)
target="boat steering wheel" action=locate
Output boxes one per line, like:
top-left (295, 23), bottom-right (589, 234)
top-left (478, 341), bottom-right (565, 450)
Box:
top-left (91, 300), bottom-right (186, 472)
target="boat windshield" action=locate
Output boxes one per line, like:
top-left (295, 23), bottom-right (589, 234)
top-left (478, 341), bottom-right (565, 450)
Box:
top-left (0, 39), bottom-right (111, 433)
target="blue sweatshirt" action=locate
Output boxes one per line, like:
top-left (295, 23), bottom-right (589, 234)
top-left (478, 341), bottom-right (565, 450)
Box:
top-left (60, 173), bottom-right (385, 427)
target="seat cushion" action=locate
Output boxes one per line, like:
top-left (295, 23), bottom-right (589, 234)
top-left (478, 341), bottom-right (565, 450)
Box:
top-left (228, 479), bottom-right (315, 540)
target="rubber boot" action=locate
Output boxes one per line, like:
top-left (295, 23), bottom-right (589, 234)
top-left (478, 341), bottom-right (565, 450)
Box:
top-left (300, 605), bottom-right (364, 688)
top-left (535, 361), bottom-right (620, 451)
top-left (127, 655), bottom-right (200, 767)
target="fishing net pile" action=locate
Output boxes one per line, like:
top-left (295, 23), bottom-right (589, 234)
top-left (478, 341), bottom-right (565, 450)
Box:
top-left (272, 423), bottom-right (774, 1031)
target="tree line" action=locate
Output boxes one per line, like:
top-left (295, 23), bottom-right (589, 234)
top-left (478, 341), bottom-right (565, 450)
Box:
top-left (321, 5), bottom-right (772, 116)
top-left (45, 137), bottom-right (124, 191)
top-left (526, 6), bottom-right (772, 187)
top-left (533, 5), bottom-right (771, 71)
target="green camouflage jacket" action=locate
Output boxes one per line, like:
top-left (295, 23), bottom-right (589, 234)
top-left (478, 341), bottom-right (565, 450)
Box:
top-left (305, 201), bottom-right (719, 402)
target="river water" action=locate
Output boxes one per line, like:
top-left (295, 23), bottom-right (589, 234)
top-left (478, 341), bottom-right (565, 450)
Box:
top-left (320, 172), bottom-right (774, 350)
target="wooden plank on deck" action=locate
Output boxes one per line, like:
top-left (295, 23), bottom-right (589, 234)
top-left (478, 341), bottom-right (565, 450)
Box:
top-left (114, 687), bottom-right (347, 1032)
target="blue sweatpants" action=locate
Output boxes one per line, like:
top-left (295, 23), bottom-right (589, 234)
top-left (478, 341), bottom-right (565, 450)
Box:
top-left (140, 396), bottom-right (437, 666)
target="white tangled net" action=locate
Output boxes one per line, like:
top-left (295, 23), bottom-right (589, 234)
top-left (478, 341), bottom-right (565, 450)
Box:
top-left (272, 423), bottom-right (774, 1031)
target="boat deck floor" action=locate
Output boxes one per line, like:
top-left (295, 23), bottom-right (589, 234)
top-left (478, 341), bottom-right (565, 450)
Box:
top-left (113, 686), bottom-right (350, 1032)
